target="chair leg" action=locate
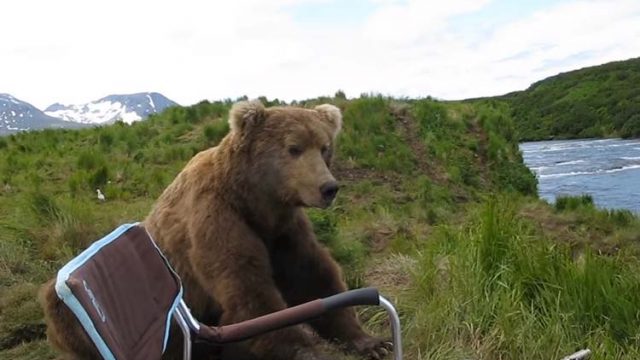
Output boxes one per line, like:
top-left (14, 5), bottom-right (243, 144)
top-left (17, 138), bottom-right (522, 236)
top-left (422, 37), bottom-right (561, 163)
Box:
top-left (174, 310), bottom-right (192, 360)
top-left (379, 296), bottom-right (403, 360)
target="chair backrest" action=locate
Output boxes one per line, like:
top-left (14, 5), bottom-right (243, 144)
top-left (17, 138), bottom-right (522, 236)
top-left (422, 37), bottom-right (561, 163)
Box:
top-left (55, 223), bottom-right (183, 360)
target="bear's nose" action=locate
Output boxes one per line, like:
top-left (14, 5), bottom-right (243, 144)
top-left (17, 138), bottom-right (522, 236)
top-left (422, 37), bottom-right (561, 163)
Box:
top-left (320, 181), bottom-right (340, 202)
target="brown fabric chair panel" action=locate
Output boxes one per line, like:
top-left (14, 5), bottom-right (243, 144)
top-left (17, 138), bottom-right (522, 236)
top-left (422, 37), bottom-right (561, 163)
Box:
top-left (60, 224), bottom-right (181, 360)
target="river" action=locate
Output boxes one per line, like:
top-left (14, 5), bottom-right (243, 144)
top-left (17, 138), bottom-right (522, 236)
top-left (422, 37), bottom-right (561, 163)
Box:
top-left (519, 138), bottom-right (640, 213)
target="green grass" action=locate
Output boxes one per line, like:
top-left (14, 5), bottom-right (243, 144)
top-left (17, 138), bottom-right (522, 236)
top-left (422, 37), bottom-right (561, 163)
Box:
top-left (398, 199), bottom-right (640, 359)
top-left (1, 95), bottom-right (640, 359)
top-left (339, 97), bottom-right (416, 173)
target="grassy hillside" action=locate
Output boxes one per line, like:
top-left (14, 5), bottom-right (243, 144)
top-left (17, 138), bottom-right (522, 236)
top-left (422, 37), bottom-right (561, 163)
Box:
top-left (502, 57), bottom-right (640, 140)
top-left (1, 96), bottom-right (640, 359)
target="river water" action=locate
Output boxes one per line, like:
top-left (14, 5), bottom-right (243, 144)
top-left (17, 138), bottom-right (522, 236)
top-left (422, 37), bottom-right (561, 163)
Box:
top-left (519, 138), bottom-right (640, 213)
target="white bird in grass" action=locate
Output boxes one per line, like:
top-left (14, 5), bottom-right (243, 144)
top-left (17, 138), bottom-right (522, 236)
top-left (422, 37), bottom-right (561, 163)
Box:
top-left (96, 189), bottom-right (106, 202)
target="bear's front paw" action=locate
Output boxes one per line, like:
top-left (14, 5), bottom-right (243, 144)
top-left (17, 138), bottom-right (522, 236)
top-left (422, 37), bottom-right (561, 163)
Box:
top-left (350, 335), bottom-right (393, 360)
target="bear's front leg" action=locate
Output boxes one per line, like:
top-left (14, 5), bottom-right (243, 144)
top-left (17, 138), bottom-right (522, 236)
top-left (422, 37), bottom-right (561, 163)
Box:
top-left (272, 212), bottom-right (393, 359)
top-left (189, 217), bottom-right (333, 360)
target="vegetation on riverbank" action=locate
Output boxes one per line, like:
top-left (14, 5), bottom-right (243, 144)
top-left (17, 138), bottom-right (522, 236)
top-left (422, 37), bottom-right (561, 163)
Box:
top-left (1, 94), bottom-right (639, 359)
top-left (498, 57), bottom-right (640, 141)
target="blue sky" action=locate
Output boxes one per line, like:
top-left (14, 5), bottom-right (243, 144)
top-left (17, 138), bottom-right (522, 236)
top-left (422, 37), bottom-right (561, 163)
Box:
top-left (451, 0), bottom-right (563, 29)
top-left (289, 0), bottom-right (376, 26)
top-left (2, 0), bottom-right (639, 108)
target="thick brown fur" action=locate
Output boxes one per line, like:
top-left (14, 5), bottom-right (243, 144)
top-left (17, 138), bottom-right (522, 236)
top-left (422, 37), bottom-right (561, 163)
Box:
top-left (39, 279), bottom-right (102, 360)
top-left (40, 101), bottom-right (390, 360)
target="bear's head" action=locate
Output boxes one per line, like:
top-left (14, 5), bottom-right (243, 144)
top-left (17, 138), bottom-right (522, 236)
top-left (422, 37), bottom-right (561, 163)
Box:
top-left (228, 100), bottom-right (342, 209)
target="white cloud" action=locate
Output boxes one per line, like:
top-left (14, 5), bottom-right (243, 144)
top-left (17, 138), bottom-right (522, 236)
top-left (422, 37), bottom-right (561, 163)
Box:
top-left (349, 0), bottom-right (640, 99)
top-left (470, 0), bottom-right (640, 97)
top-left (1, 0), bottom-right (639, 108)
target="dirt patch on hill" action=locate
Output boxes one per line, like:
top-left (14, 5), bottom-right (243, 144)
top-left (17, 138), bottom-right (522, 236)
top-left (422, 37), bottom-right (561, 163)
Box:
top-left (364, 254), bottom-right (417, 295)
top-left (389, 103), bottom-right (450, 185)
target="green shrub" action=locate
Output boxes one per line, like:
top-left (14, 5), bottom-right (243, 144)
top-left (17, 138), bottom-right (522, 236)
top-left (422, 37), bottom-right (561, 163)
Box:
top-left (606, 209), bottom-right (636, 228)
top-left (98, 131), bottom-right (114, 149)
top-left (620, 114), bottom-right (640, 138)
top-left (203, 120), bottom-right (229, 144)
top-left (77, 150), bottom-right (105, 171)
top-left (555, 194), bottom-right (594, 211)
top-left (89, 166), bottom-right (109, 190)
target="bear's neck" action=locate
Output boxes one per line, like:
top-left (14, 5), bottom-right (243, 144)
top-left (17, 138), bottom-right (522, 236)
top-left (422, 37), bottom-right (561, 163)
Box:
top-left (233, 187), bottom-right (296, 238)
top-left (241, 195), bottom-right (296, 238)
top-left (218, 141), bottom-right (296, 238)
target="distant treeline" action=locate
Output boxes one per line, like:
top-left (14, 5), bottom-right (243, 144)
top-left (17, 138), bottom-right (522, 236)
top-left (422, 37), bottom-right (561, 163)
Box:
top-left (498, 57), bottom-right (640, 140)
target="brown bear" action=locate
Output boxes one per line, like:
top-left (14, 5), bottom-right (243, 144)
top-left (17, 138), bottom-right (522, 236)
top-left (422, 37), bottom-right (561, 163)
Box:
top-left (39, 101), bottom-right (391, 360)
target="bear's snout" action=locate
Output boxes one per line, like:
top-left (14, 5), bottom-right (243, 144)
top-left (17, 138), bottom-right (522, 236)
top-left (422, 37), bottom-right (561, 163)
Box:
top-left (320, 181), bottom-right (339, 204)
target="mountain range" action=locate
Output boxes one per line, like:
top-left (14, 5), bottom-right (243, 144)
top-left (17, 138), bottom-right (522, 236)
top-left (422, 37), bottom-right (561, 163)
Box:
top-left (0, 93), bottom-right (86, 135)
top-left (0, 92), bottom-right (178, 135)
top-left (3, 56), bottom-right (640, 138)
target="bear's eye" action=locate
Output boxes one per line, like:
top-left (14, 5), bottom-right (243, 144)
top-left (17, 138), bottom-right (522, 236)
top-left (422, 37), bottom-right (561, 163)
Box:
top-left (321, 145), bottom-right (329, 155)
top-left (288, 145), bottom-right (303, 157)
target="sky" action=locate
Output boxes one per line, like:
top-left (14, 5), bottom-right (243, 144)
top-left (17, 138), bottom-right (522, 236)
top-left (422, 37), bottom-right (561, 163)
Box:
top-left (2, 0), bottom-right (640, 109)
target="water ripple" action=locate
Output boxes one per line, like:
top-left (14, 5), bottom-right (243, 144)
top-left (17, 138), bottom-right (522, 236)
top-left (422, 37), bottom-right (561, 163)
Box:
top-left (520, 138), bottom-right (640, 213)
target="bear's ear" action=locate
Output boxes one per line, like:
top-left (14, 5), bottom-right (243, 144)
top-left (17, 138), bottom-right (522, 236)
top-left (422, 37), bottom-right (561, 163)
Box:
top-left (314, 104), bottom-right (342, 139)
top-left (229, 100), bottom-right (266, 133)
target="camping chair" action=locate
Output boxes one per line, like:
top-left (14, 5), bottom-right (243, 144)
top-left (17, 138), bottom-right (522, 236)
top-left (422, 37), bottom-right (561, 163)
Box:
top-left (54, 223), bottom-right (403, 360)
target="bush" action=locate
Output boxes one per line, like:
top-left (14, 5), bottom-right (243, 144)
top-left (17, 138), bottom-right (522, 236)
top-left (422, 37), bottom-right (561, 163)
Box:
top-left (606, 209), bottom-right (636, 228)
top-left (89, 166), bottom-right (109, 190)
top-left (620, 115), bottom-right (640, 138)
top-left (77, 150), bottom-right (105, 171)
top-left (98, 131), bottom-right (114, 149)
top-left (203, 120), bottom-right (229, 144)
top-left (555, 194), bottom-right (594, 211)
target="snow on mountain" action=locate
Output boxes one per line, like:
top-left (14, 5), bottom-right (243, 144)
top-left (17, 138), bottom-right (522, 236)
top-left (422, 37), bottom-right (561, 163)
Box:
top-left (0, 93), bottom-right (84, 135)
top-left (44, 92), bottom-right (178, 125)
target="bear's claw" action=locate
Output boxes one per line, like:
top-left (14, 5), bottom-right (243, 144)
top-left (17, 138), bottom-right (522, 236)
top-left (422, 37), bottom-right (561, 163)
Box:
top-left (352, 336), bottom-right (394, 359)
